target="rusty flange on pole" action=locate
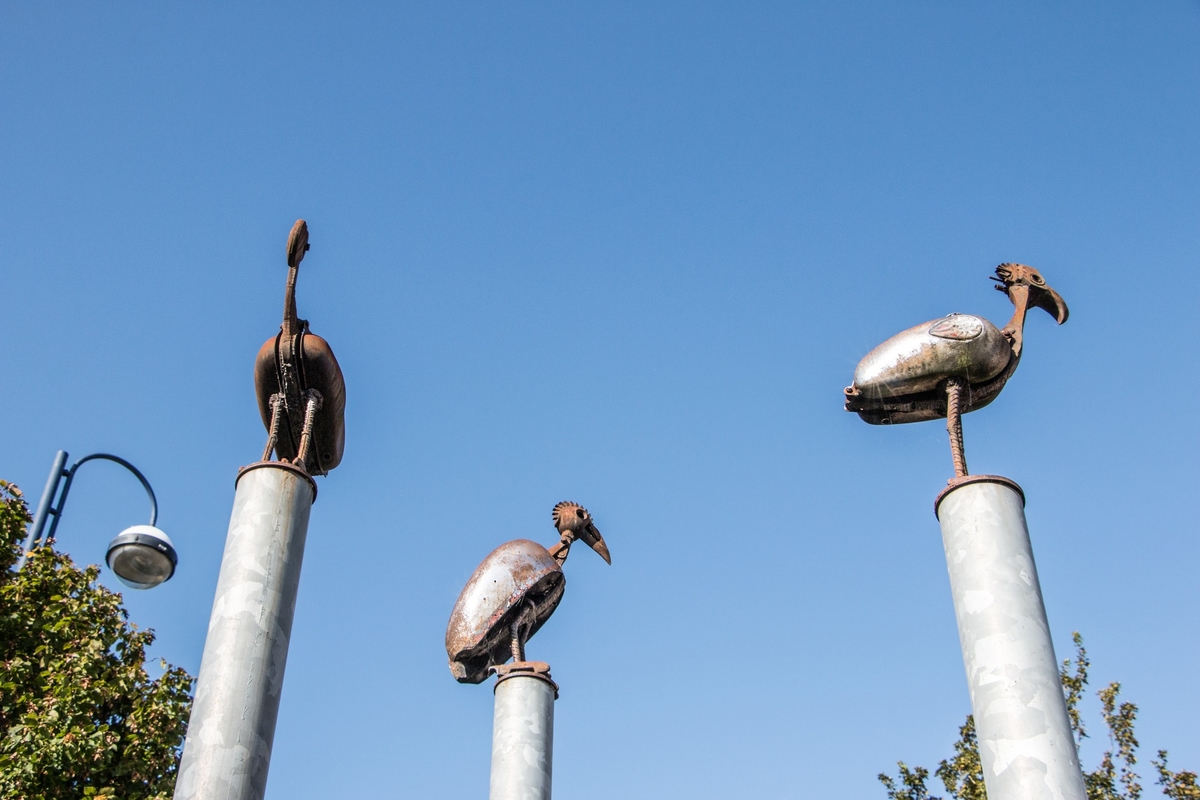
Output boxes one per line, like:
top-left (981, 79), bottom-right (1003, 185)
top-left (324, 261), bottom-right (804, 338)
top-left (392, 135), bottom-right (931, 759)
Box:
top-left (843, 264), bottom-right (1085, 800)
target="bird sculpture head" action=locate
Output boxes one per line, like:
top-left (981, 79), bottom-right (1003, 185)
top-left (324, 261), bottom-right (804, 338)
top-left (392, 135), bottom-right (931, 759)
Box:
top-left (549, 501), bottom-right (611, 565)
top-left (445, 502), bottom-right (611, 684)
top-left (991, 263), bottom-right (1068, 358)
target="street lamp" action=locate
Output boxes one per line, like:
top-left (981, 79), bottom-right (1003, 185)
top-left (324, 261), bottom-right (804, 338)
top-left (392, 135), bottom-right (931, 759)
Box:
top-left (17, 450), bottom-right (176, 589)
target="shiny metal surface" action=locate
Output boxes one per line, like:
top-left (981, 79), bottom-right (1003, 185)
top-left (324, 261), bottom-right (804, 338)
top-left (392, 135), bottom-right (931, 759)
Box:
top-left (446, 539), bottom-right (566, 684)
top-left (174, 465), bottom-right (314, 800)
top-left (851, 314), bottom-right (1010, 399)
top-left (844, 264), bottom-right (1069, 428)
top-left (490, 668), bottom-right (555, 800)
top-left (937, 479), bottom-right (1086, 800)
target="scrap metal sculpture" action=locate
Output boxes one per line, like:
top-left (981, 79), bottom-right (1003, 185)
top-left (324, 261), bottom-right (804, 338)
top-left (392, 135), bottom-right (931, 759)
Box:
top-left (844, 263), bottom-right (1067, 477)
top-left (843, 263), bottom-right (1086, 800)
top-left (254, 219), bottom-right (346, 475)
top-left (446, 502), bottom-right (611, 800)
top-left (446, 501), bottom-right (611, 684)
top-left (175, 220), bottom-right (346, 800)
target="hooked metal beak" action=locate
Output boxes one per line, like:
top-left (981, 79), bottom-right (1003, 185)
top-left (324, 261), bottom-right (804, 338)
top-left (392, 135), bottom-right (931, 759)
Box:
top-left (1031, 284), bottom-right (1069, 325)
top-left (287, 219), bottom-right (310, 268)
top-left (579, 523), bottom-right (611, 564)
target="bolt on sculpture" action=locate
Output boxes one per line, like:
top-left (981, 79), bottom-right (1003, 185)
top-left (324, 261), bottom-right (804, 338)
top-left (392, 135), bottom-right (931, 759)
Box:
top-left (176, 221), bottom-right (345, 800)
top-left (446, 502), bottom-right (611, 800)
top-left (844, 264), bottom-right (1086, 800)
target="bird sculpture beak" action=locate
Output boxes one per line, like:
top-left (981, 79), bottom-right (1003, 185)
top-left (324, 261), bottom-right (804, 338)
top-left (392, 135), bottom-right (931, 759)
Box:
top-left (579, 523), bottom-right (612, 564)
top-left (1031, 283), bottom-right (1069, 325)
top-left (287, 219), bottom-right (310, 268)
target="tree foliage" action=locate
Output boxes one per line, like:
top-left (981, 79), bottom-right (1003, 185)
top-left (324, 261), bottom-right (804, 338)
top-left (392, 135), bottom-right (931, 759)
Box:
top-left (880, 634), bottom-right (1198, 800)
top-left (0, 481), bottom-right (193, 800)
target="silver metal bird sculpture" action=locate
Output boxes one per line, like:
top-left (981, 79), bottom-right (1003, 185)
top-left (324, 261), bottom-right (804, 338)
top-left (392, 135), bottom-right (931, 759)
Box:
top-left (445, 502), bottom-right (611, 684)
top-left (844, 263), bottom-right (1068, 477)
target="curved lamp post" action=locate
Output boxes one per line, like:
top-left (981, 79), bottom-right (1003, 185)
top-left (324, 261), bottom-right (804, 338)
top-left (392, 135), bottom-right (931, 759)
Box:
top-left (17, 449), bottom-right (177, 589)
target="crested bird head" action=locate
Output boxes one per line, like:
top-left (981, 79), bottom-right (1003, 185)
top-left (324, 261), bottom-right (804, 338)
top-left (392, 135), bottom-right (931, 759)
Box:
top-left (991, 263), bottom-right (1069, 325)
top-left (552, 501), bottom-right (611, 564)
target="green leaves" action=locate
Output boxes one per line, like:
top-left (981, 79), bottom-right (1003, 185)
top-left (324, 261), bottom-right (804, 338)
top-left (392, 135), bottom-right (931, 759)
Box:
top-left (879, 763), bottom-right (940, 800)
top-left (0, 481), bottom-right (193, 799)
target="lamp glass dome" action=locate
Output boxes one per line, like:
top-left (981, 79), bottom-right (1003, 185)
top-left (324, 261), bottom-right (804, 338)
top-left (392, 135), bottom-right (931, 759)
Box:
top-left (106, 525), bottom-right (177, 590)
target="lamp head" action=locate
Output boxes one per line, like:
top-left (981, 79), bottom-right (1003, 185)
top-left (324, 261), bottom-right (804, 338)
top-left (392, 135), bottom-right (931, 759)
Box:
top-left (106, 525), bottom-right (177, 590)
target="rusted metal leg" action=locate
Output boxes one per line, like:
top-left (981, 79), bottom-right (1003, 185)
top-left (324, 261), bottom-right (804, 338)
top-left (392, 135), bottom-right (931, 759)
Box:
top-left (293, 389), bottom-right (324, 471)
top-left (261, 394), bottom-right (284, 462)
top-left (508, 604), bottom-right (536, 663)
top-left (509, 620), bottom-right (525, 663)
top-left (946, 378), bottom-right (968, 478)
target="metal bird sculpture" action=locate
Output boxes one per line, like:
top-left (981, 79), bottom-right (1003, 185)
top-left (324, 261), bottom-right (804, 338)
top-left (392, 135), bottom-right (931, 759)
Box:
top-left (844, 263), bottom-right (1068, 477)
top-left (445, 502), bottom-right (611, 684)
top-left (253, 220), bottom-right (347, 475)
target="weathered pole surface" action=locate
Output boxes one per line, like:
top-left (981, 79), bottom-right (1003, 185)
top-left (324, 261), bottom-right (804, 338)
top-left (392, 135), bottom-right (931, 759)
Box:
top-left (174, 463), bottom-right (315, 800)
top-left (936, 476), bottom-right (1086, 800)
top-left (489, 664), bottom-right (557, 800)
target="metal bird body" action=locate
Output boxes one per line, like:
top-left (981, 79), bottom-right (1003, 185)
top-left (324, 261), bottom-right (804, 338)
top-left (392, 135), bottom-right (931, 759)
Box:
top-left (253, 220), bottom-right (347, 474)
top-left (446, 502), bottom-right (610, 684)
top-left (844, 264), bottom-right (1068, 426)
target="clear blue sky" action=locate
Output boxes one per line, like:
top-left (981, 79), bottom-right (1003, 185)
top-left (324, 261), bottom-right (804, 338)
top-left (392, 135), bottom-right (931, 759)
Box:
top-left (3, 3), bottom-right (1198, 797)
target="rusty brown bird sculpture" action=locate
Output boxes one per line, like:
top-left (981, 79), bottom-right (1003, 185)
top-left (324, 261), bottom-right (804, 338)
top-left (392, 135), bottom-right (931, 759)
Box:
top-left (253, 220), bottom-right (347, 474)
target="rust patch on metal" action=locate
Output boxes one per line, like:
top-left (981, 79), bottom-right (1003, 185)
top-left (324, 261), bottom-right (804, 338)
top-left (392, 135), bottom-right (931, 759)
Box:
top-left (492, 661), bottom-right (559, 698)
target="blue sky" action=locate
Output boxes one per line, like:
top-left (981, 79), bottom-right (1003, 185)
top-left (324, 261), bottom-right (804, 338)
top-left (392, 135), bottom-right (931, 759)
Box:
top-left (3, 3), bottom-right (1198, 797)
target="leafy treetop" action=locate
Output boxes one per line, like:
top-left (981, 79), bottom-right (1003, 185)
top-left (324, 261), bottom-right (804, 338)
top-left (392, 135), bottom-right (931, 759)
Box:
top-left (0, 480), bottom-right (193, 800)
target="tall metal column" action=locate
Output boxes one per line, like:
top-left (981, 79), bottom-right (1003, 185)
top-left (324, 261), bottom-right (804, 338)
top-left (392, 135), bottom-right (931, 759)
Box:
top-left (936, 476), bottom-right (1086, 800)
top-left (174, 463), bottom-right (315, 800)
top-left (489, 663), bottom-right (557, 800)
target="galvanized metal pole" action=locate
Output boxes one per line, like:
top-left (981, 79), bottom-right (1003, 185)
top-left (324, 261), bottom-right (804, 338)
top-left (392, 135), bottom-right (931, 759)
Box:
top-left (489, 663), bottom-right (557, 800)
top-left (936, 476), bottom-right (1086, 800)
top-left (174, 463), bottom-right (315, 800)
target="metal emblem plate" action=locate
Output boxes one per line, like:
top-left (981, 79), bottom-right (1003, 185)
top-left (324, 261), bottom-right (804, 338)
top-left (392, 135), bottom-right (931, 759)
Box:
top-left (928, 315), bottom-right (984, 340)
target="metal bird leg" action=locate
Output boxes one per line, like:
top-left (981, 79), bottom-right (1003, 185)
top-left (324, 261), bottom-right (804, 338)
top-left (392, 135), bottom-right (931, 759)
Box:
top-left (510, 620), bottom-right (526, 663)
top-left (293, 389), bottom-right (324, 471)
top-left (261, 393), bottom-right (284, 462)
top-left (945, 378), bottom-right (968, 478)
top-left (508, 603), bottom-right (537, 664)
